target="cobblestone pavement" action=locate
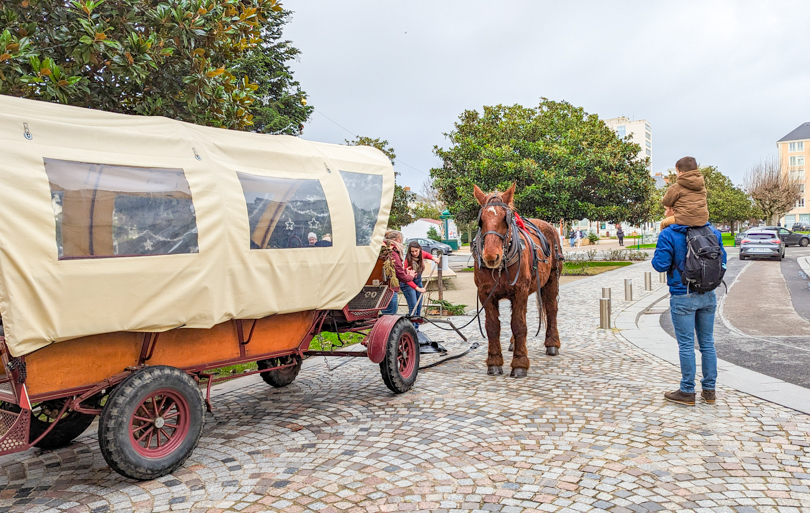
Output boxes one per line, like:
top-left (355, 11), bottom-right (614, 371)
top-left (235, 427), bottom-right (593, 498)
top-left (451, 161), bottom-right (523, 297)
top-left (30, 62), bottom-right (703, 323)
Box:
top-left (1, 263), bottom-right (809, 512)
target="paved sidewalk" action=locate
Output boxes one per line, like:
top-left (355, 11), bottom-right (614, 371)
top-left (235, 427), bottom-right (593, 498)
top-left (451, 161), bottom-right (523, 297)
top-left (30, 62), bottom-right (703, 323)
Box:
top-left (0, 264), bottom-right (808, 512)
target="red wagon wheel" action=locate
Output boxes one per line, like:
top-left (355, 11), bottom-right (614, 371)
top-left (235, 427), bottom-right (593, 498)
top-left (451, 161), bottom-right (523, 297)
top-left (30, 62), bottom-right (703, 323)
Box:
top-left (99, 366), bottom-right (204, 481)
top-left (129, 389), bottom-right (190, 458)
top-left (380, 319), bottom-right (419, 394)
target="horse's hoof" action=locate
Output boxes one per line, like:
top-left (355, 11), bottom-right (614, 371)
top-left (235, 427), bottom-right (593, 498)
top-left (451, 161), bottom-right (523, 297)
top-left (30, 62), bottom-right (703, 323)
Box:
top-left (508, 342), bottom-right (514, 352)
top-left (546, 346), bottom-right (559, 356)
top-left (510, 367), bottom-right (528, 378)
top-left (487, 366), bottom-right (504, 375)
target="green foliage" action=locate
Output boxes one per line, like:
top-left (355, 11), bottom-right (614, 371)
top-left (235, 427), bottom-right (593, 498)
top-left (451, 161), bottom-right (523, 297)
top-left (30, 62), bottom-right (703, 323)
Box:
top-left (412, 202), bottom-right (442, 220)
top-left (427, 225), bottom-right (441, 242)
top-left (698, 166), bottom-right (756, 233)
top-left (345, 136), bottom-right (414, 229)
top-left (229, 8), bottom-right (312, 135)
top-left (431, 100), bottom-right (658, 225)
top-left (429, 299), bottom-right (467, 316)
top-left (587, 232), bottom-right (599, 244)
top-left (0, 0), bottom-right (309, 131)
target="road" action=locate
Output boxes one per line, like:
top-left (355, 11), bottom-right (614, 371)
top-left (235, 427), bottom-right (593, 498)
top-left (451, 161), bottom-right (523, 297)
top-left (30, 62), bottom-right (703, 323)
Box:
top-left (660, 244), bottom-right (810, 388)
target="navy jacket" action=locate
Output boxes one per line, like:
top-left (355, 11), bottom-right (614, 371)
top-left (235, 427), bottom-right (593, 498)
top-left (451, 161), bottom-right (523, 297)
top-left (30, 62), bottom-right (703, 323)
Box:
top-left (651, 223), bottom-right (727, 296)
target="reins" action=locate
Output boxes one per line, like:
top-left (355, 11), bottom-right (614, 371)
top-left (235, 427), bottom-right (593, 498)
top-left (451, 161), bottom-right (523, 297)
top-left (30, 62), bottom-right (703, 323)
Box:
top-left (471, 194), bottom-right (557, 337)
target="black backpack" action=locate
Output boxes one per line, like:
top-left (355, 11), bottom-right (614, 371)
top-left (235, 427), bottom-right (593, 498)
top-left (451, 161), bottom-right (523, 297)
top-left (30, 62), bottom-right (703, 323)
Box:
top-left (680, 226), bottom-right (725, 293)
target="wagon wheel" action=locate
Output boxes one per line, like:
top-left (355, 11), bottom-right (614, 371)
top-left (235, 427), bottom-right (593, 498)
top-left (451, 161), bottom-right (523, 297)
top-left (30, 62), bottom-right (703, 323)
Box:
top-left (98, 366), bottom-right (204, 481)
top-left (380, 319), bottom-right (419, 394)
top-left (257, 355), bottom-right (302, 388)
top-left (1, 396), bottom-right (100, 450)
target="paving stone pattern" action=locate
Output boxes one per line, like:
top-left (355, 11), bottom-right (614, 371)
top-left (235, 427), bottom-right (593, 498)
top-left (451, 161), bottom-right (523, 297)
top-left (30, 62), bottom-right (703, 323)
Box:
top-left (1, 263), bottom-right (809, 512)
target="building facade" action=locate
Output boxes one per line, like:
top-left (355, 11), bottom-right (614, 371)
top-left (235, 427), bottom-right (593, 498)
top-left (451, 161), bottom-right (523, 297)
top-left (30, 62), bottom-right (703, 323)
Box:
top-left (777, 122), bottom-right (810, 228)
top-left (604, 116), bottom-right (653, 171)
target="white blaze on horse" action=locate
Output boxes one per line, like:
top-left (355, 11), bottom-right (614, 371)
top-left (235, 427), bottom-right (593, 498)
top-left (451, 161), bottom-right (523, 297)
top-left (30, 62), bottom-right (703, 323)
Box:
top-left (472, 184), bottom-right (564, 377)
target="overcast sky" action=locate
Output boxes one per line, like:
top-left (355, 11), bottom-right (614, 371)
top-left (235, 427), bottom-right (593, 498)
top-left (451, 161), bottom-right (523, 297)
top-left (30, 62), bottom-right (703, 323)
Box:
top-left (285, 1), bottom-right (810, 191)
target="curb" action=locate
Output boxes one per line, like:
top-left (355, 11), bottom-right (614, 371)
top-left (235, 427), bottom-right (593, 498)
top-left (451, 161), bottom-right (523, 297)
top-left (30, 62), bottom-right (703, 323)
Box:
top-left (614, 285), bottom-right (810, 415)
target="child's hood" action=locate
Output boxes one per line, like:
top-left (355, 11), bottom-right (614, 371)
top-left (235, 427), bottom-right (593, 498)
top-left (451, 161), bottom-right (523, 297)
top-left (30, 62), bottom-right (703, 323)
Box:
top-left (676, 169), bottom-right (705, 191)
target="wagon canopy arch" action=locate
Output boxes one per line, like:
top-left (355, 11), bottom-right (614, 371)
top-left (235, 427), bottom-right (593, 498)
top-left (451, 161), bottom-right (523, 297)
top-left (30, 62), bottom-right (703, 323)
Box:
top-left (0, 95), bottom-right (395, 357)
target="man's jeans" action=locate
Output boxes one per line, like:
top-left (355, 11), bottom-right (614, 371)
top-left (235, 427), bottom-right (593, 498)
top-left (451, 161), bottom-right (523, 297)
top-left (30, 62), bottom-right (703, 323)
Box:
top-left (381, 291), bottom-right (398, 315)
top-left (670, 291), bottom-right (718, 393)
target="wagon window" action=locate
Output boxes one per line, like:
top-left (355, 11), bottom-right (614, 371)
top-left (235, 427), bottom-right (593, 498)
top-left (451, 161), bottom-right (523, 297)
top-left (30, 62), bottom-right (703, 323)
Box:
top-left (236, 172), bottom-right (332, 249)
top-left (43, 158), bottom-right (198, 259)
top-left (340, 171), bottom-right (383, 246)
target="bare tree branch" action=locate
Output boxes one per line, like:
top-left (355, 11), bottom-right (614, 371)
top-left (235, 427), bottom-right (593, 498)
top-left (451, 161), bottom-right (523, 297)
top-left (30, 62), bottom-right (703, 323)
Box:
top-left (744, 157), bottom-right (802, 225)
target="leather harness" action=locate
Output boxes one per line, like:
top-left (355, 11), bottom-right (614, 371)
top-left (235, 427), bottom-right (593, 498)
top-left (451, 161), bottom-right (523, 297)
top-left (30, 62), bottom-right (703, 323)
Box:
top-left (471, 197), bottom-right (562, 336)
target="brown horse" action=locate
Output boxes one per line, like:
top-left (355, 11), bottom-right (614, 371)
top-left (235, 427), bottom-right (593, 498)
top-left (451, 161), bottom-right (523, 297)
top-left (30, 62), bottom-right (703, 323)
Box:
top-left (472, 184), bottom-right (563, 377)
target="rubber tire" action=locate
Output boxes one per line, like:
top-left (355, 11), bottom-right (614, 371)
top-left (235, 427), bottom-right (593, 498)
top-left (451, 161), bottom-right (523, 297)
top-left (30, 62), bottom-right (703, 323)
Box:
top-left (0, 400), bottom-right (97, 450)
top-left (98, 366), bottom-right (204, 481)
top-left (257, 355), bottom-right (302, 388)
top-left (380, 319), bottom-right (419, 394)
top-left (739, 255), bottom-right (745, 260)
top-left (801, 238), bottom-right (809, 247)
top-left (431, 248), bottom-right (441, 258)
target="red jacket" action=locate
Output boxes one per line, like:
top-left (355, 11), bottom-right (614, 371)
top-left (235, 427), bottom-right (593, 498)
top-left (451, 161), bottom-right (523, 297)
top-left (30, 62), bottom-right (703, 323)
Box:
top-left (402, 251), bottom-right (436, 290)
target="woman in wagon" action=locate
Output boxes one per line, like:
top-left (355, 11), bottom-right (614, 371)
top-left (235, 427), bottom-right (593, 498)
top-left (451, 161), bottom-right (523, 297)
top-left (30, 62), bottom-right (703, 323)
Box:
top-left (381, 230), bottom-right (420, 315)
top-left (404, 240), bottom-right (437, 330)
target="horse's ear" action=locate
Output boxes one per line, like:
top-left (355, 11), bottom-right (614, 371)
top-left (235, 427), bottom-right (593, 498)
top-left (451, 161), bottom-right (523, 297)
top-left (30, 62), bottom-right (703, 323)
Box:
top-left (473, 184), bottom-right (487, 206)
top-left (502, 183), bottom-right (516, 206)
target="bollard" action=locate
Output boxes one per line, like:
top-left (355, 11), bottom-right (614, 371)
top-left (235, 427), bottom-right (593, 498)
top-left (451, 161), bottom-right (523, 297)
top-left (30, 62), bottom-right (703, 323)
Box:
top-left (602, 287), bottom-right (611, 300)
top-left (624, 279), bottom-right (633, 301)
top-left (659, 271), bottom-right (667, 283)
top-left (644, 271), bottom-right (652, 291)
top-left (599, 297), bottom-right (611, 329)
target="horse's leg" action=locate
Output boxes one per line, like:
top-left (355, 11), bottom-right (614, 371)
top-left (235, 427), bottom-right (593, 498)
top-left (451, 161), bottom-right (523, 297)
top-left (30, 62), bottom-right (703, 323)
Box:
top-left (509, 292), bottom-right (530, 377)
top-left (542, 264), bottom-right (561, 356)
top-left (483, 294), bottom-right (504, 375)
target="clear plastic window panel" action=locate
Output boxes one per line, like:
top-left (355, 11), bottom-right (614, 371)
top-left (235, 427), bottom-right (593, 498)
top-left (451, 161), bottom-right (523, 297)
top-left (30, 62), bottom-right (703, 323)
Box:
top-left (339, 171), bottom-right (383, 246)
top-left (43, 158), bottom-right (198, 259)
top-left (236, 172), bottom-right (332, 249)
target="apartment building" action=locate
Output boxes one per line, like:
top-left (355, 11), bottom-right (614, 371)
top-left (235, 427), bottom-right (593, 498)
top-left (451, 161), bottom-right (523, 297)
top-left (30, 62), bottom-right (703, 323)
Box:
top-left (777, 122), bottom-right (810, 228)
top-left (604, 116), bottom-right (653, 171)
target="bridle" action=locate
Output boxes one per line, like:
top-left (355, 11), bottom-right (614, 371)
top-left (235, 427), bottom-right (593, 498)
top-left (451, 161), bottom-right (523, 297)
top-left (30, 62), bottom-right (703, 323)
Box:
top-left (473, 195), bottom-right (524, 285)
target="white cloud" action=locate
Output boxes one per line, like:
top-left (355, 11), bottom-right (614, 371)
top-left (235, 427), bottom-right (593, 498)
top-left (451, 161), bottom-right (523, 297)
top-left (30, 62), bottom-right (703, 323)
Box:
top-left (286, 0), bottom-right (810, 190)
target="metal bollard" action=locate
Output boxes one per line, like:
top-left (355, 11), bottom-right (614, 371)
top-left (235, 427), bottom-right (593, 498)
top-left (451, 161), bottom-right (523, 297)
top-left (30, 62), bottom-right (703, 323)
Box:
top-left (602, 287), bottom-right (611, 300)
top-left (659, 271), bottom-right (667, 283)
top-left (624, 279), bottom-right (633, 301)
top-left (599, 298), bottom-right (611, 329)
top-left (644, 271), bottom-right (652, 291)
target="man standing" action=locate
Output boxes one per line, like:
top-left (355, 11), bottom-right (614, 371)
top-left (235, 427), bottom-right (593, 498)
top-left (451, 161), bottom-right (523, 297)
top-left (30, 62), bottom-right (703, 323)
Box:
top-left (616, 226), bottom-right (625, 247)
top-left (652, 162), bottom-right (727, 406)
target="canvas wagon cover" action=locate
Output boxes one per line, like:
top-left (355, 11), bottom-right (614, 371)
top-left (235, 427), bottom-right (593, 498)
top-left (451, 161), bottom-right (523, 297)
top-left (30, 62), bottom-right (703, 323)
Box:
top-left (0, 95), bottom-right (394, 357)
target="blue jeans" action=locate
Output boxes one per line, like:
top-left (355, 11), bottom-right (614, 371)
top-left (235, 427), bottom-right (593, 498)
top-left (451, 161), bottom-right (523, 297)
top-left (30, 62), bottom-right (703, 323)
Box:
top-left (569, 237), bottom-right (575, 248)
top-left (381, 291), bottom-right (398, 315)
top-left (401, 276), bottom-right (424, 329)
top-left (670, 291), bottom-right (717, 393)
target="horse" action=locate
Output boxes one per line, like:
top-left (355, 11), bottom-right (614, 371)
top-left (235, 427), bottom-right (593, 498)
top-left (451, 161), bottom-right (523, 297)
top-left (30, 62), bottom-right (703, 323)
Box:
top-left (472, 184), bottom-right (563, 378)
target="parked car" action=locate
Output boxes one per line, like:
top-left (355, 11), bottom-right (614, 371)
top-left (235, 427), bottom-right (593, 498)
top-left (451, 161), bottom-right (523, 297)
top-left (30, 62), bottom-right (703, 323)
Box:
top-left (760, 226), bottom-right (810, 247)
top-left (792, 222), bottom-right (810, 232)
top-left (734, 230), bottom-right (749, 246)
top-left (406, 238), bottom-right (453, 258)
top-left (739, 229), bottom-right (785, 261)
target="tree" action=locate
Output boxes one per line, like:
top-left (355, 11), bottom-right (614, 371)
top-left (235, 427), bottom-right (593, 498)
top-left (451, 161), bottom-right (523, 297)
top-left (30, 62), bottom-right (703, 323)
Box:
top-left (229, 7), bottom-right (312, 135)
top-left (411, 202), bottom-right (442, 220)
top-left (426, 226), bottom-right (441, 242)
top-left (744, 158), bottom-right (801, 226)
top-left (0, 0), bottom-right (309, 131)
top-left (344, 136), bottom-right (414, 229)
top-left (431, 100), bottom-right (657, 225)
top-left (699, 166), bottom-right (756, 234)
top-left (418, 178), bottom-right (445, 211)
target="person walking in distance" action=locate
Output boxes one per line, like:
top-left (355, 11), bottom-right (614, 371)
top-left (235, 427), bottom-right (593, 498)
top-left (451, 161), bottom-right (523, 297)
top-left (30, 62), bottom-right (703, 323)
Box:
top-left (616, 226), bottom-right (625, 247)
top-left (652, 156), bottom-right (727, 406)
top-left (568, 228), bottom-right (576, 248)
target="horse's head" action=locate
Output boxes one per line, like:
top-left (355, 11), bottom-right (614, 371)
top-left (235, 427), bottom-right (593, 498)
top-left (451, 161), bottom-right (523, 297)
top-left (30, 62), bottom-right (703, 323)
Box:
top-left (474, 183), bottom-right (516, 269)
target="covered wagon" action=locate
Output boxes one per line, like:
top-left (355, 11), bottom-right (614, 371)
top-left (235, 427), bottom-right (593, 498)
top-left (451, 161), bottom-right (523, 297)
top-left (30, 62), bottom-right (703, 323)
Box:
top-left (0, 95), bottom-right (419, 479)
